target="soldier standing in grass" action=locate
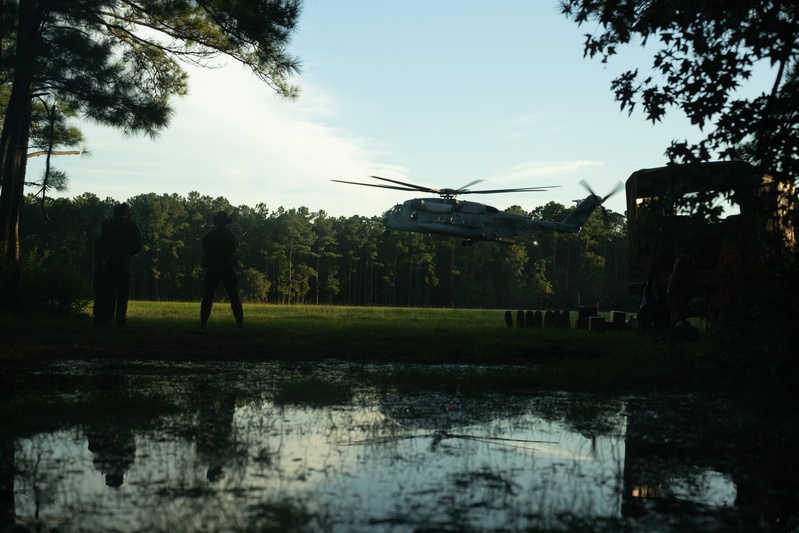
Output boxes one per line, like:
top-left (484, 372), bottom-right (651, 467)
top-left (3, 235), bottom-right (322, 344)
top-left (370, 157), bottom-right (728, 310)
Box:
top-left (97, 202), bottom-right (142, 327)
top-left (200, 211), bottom-right (244, 329)
top-left (667, 241), bottom-right (697, 329)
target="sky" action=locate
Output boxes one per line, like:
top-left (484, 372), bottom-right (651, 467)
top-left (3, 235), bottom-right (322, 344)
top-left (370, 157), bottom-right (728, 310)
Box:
top-left (29, 1), bottom-right (716, 219)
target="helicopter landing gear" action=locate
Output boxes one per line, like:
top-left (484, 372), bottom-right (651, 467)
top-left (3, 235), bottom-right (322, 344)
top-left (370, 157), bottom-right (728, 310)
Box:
top-left (461, 239), bottom-right (474, 247)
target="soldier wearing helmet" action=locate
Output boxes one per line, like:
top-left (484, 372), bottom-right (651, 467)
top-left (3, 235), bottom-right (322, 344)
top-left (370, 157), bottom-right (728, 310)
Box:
top-left (95, 202), bottom-right (142, 326)
top-left (200, 210), bottom-right (244, 329)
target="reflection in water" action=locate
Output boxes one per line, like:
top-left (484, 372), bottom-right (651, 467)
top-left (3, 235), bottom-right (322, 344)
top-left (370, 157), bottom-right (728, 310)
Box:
top-left (86, 375), bottom-right (137, 488)
top-left (1, 361), bottom-right (796, 531)
top-left (193, 384), bottom-right (239, 483)
top-left (87, 426), bottom-right (136, 487)
top-left (1, 419), bottom-right (15, 529)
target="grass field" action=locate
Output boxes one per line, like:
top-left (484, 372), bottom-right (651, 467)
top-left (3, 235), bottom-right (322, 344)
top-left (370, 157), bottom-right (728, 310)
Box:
top-left (4, 300), bottom-right (799, 441)
top-left (1, 300), bottom-right (735, 394)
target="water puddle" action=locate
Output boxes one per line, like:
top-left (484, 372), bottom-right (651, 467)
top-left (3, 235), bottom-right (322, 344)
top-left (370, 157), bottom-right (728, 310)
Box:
top-left (1, 360), bottom-right (796, 531)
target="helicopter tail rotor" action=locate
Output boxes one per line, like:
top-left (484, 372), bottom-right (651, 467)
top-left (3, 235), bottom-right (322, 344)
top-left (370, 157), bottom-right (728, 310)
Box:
top-left (579, 179), bottom-right (623, 202)
top-left (579, 179), bottom-right (623, 219)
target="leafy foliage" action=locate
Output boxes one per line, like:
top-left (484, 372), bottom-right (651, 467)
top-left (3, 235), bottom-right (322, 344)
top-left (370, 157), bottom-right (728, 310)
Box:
top-left (560, 2), bottom-right (799, 360)
top-left (560, 1), bottom-right (799, 179)
top-left (18, 192), bottom-right (631, 311)
top-left (1, 0), bottom-right (303, 279)
top-left (19, 247), bottom-right (92, 315)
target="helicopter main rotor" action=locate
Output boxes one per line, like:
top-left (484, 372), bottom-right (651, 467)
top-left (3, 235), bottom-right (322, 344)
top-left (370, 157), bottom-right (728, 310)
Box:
top-left (331, 175), bottom-right (559, 199)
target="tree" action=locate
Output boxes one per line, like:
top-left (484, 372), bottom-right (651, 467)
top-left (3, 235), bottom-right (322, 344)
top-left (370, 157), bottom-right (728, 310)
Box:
top-left (561, 1), bottom-right (798, 355)
top-left (129, 192), bottom-right (190, 300)
top-left (335, 216), bottom-right (382, 305)
top-left (25, 96), bottom-right (84, 220)
top-left (17, 190), bottom-right (632, 308)
top-left (272, 207), bottom-right (315, 304)
top-left (311, 211), bottom-right (341, 304)
top-left (1, 86), bottom-right (85, 222)
top-left (239, 267), bottom-right (270, 303)
top-left (0, 0), bottom-right (302, 301)
top-left (559, 1), bottom-right (799, 181)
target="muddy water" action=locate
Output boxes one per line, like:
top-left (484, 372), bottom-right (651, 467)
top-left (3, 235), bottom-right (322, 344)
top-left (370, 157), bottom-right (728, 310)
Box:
top-left (1, 360), bottom-right (797, 532)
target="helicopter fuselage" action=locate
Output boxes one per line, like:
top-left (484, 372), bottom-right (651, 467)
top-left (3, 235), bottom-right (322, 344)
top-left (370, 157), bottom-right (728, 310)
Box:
top-left (330, 175), bottom-right (611, 244)
top-left (381, 196), bottom-right (595, 243)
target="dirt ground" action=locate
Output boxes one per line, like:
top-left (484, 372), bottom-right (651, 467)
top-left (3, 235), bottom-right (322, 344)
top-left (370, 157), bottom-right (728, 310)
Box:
top-left (1, 325), bottom-right (278, 365)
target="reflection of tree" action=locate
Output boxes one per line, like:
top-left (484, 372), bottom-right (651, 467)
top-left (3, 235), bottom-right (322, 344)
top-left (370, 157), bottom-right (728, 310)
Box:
top-left (0, 428), bottom-right (14, 528)
top-left (0, 369), bottom-right (15, 528)
top-left (622, 399), bottom-right (799, 528)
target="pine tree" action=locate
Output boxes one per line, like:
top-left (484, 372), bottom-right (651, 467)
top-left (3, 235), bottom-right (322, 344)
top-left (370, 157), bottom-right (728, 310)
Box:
top-left (0, 0), bottom-right (302, 301)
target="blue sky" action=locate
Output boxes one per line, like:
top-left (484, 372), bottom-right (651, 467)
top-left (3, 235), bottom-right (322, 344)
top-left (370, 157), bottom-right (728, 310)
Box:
top-left (30, 1), bottom-right (712, 218)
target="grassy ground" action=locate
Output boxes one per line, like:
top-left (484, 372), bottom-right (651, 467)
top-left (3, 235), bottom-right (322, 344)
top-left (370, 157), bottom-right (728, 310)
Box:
top-left (0, 301), bottom-right (735, 395)
top-left (4, 301), bottom-right (799, 446)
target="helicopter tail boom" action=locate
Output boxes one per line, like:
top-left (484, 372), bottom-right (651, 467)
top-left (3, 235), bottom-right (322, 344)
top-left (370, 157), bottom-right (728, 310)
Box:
top-left (530, 194), bottom-right (603, 233)
top-left (562, 194), bottom-right (603, 231)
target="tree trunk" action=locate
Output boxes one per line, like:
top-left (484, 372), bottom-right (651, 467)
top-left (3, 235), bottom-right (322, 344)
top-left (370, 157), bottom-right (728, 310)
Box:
top-left (0, 0), bottom-right (42, 280)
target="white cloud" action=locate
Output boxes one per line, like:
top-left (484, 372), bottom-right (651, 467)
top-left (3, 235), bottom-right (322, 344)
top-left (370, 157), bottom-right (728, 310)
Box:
top-left (29, 63), bottom-right (409, 217)
top-left (494, 160), bottom-right (605, 182)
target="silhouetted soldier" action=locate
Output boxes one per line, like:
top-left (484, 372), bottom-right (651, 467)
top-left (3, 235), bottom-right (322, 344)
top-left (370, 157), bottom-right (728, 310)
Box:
top-left (200, 211), bottom-right (244, 329)
top-left (667, 242), bottom-right (696, 328)
top-left (91, 235), bottom-right (105, 323)
top-left (97, 202), bottom-right (142, 327)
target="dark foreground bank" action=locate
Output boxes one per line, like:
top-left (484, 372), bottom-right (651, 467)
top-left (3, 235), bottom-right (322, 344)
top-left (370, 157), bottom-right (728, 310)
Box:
top-left (1, 302), bottom-right (795, 401)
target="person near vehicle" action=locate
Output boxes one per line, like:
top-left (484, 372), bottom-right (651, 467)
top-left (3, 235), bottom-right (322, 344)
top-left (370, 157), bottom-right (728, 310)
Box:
top-left (200, 211), bottom-right (244, 329)
top-left (96, 202), bottom-right (142, 327)
top-left (667, 241), bottom-right (696, 328)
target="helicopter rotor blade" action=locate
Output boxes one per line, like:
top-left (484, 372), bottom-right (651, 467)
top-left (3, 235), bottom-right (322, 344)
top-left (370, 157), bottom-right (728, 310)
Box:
top-left (368, 176), bottom-right (439, 194)
top-left (602, 181), bottom-right (624, 202)
top-left (579, 179), bottom-right (598, 198)
top-left (330, 179), bottom-right (421, 192)
top-left (578, 180), bottom-right (624, 222)
top-left (335, 175), bottom-right (561, 199)
top-left (579, 179), bottom-right (624, 203)
top-left (454, 179), bottom-right (485, 194)
top-left (459, 185), bottom-right (560, 195)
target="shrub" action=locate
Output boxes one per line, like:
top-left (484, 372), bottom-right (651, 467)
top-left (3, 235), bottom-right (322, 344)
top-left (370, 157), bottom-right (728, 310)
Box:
top-left (239, 267), bottom-right (270, 303)
top-left (20, 248), bottom-right (92, 315)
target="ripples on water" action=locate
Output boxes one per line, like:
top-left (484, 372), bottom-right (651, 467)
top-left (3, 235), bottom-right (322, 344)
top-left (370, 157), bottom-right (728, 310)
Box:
top-left (1, 360), bottom-right (792, 532)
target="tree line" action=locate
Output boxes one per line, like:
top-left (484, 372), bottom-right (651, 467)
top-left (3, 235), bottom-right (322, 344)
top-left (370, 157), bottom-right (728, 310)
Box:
top-left (19, 191), bottom-right (632, 311)
top-left (1, 1), bottom-right (303, 300)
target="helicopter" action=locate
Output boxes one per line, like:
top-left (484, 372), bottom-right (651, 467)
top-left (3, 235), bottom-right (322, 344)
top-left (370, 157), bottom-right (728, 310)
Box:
top-left (331, 176), bottom-right (622, 246)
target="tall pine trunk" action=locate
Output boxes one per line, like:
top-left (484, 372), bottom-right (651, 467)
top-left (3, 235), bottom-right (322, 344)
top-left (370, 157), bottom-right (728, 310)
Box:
top-left (0, 0), bottom-right (41, 299)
